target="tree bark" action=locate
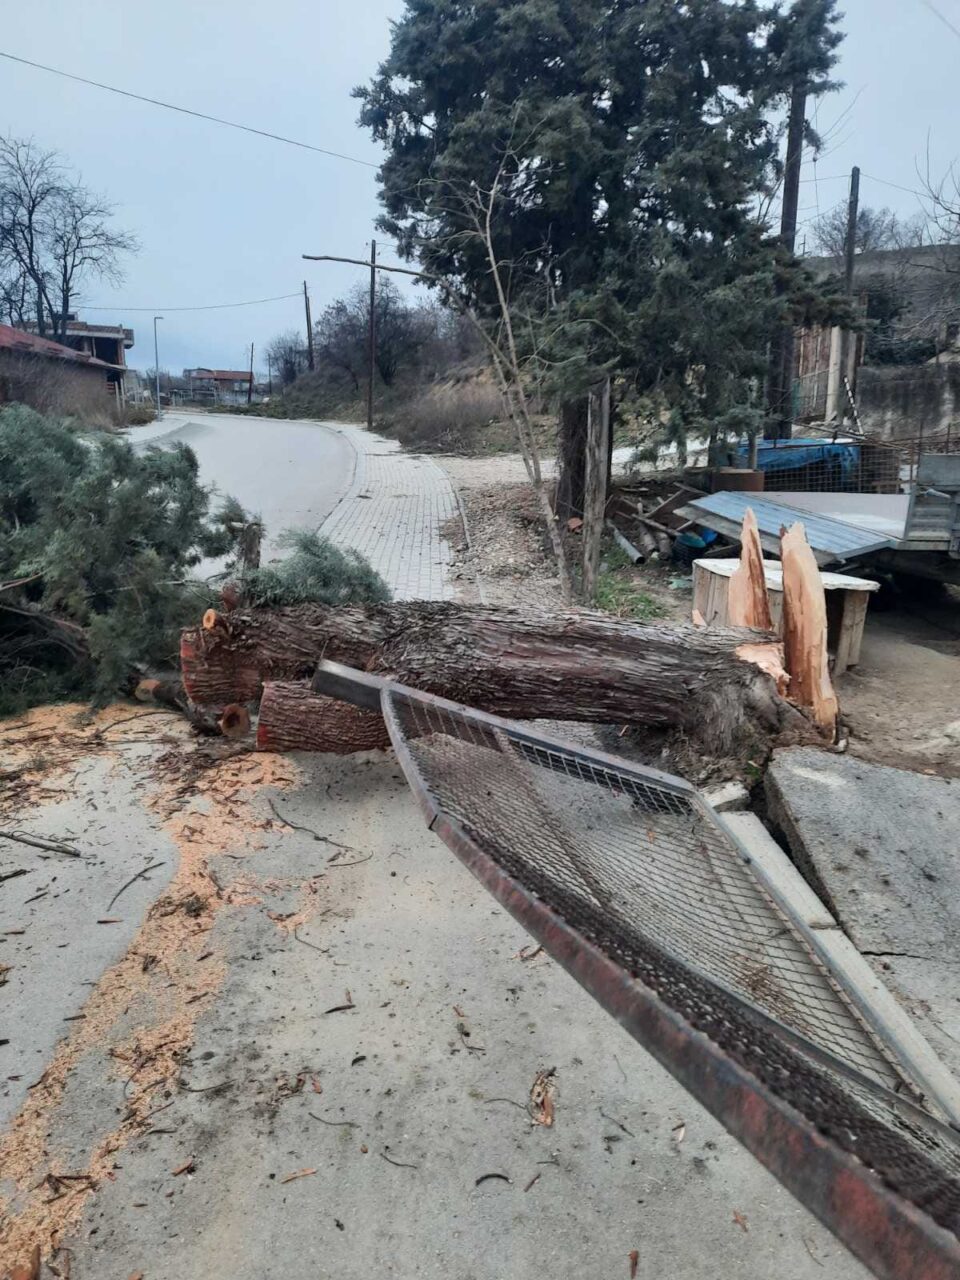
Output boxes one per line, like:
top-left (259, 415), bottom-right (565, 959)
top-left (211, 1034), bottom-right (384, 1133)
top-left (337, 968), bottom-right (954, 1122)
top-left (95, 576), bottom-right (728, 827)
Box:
top-left (182, 602), bottom-right (817, 758)
top-left (555, 396), bottom-right (589, 526)
top-left (257, 681), bottom-right (390, 753)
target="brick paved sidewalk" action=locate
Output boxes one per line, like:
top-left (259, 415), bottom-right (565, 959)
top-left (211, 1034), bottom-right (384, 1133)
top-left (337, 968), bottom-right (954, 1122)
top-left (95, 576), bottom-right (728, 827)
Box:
top-left (319, 423), bottom-right (460, 601)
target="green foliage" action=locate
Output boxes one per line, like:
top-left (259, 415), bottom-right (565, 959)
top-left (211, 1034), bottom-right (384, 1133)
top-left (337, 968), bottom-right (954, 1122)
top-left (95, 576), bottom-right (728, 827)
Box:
top-left (356, 0), bottom-right (845, 428)
top-left (240, 529), bottom-right (390, 608)
top-left (0, 404), bottom-right (239, 709)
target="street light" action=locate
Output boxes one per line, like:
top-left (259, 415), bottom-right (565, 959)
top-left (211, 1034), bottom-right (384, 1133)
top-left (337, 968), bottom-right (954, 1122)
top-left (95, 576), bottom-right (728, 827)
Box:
top-left (153, 316), bottom-right (164, 419)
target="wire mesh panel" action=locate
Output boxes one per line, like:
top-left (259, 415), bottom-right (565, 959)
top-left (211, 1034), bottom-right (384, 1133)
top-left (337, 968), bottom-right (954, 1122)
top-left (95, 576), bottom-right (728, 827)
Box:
top-left (380, 685), bottom-right (960, 1262)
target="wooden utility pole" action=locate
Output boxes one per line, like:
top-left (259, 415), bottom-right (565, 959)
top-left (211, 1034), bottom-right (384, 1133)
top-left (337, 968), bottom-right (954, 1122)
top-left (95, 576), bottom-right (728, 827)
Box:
top-left (247, 342), bottom-right (254, 406)
top-left (367, 239), bottom-right (377, 431)
top-left (839, 165), bottom-right (861, 423)
top-left (843, 166), bottom-right (861, 296)
top-left (303, 280), bottom-right (315, 372)
top-left (764, 83), bottom-right (807, 441)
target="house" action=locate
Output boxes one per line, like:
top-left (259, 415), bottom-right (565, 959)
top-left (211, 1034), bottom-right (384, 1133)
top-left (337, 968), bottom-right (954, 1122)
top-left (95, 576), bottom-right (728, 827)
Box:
top-left (23, 315), bottom-right (135, 403)
top-left (183, 368), bottom-right (253, 406)
top-left (0, 322), bottom-right (124, 419)
top-left (793, 244), bottom-right (960, 433)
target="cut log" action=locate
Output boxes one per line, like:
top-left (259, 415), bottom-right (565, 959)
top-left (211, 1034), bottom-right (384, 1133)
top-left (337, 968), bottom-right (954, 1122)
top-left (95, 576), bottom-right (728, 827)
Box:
top-left (181, 602), bottom-right (819, 758)
top-left (257, 681), bottom-right (390, 754)
top-left (780, 523), bottom-right (839, 736)
top-left (727, 509), bottom-right (774, 631)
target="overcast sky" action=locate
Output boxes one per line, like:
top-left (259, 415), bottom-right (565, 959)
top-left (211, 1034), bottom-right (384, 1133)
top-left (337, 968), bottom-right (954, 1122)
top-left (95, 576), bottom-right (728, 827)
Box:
top-left (3, 0), bottom-right (958, 374)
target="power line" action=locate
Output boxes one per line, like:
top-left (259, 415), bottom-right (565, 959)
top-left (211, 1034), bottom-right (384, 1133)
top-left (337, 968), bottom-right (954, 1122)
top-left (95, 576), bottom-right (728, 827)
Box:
top-left (918, 0), bottom-right (960, 41)
top-left (80, 291), bottom-right (302, 313)
top-left (0, 50), bottom-right (379, 169)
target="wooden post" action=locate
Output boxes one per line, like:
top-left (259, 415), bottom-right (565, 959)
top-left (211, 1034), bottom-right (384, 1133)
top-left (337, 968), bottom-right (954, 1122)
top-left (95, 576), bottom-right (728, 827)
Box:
top-left (367, 239), bottom-right (377, 430)
top-left (303, 280), bottom-right (315, 372)
top-left (582, 378), bottom-right (611, 601)
top-left (247, 342), bottom-right (254, 406)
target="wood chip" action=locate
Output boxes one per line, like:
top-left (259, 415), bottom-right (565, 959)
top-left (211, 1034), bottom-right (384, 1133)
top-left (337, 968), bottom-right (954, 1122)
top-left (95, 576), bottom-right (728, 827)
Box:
top-left (629, 1249), bottom-right (639, 1278)
top-left (732, 1209), bottom-right (749, 1233)
top-left (9, 1242), bottom-right (40, 1280)
top-left (97, 918), bottom-right (123, 925)
top-left (280, 1167), bottom-right (317, 1184)
top-left (529, 1068), bottom-right (556, 1127)
top-left (171, 1159), bottom-right (195, 1176)
top-left (672, 1121), bottom-right (686, 1144)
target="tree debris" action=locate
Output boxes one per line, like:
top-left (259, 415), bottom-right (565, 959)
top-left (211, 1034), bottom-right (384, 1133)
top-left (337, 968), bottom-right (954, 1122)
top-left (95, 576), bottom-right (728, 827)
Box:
top-left (0, 830), bottom-right (80, 857)
top-left (106, 862), bottom-right (166, 912)
top-left (474, 1172), bottom-right (511, 1187)
top-left (171, 1159), bottom-right (195, 1176)
top-left (530, 1068), bottom-right (556, 1127)
top-left (280, 1168), bottom-right (317, 1184)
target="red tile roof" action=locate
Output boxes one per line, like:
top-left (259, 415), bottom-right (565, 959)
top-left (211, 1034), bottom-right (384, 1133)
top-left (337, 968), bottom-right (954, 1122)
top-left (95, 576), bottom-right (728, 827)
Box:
top-left (187, 368), bottom-right (252, 383)
top-left (0, 323), bottom-right (121, 370)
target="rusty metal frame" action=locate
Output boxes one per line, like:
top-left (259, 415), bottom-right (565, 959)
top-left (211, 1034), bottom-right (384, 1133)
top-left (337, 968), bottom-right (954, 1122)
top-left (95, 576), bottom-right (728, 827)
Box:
top-left (314, 660), bottom-right (960, 1280)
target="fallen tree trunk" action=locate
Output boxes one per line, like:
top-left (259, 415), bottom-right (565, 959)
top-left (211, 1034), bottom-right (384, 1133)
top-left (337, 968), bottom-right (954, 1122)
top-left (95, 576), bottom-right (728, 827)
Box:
top-left (182, 602), bottom-right (817, 758)
top-left (257, 681), bottom-right (390, 753)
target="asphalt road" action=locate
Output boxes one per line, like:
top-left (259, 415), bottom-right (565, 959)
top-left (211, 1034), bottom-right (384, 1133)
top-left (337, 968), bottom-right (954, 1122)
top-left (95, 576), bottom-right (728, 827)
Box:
top-left (127, 411), bottom-right (356, 562)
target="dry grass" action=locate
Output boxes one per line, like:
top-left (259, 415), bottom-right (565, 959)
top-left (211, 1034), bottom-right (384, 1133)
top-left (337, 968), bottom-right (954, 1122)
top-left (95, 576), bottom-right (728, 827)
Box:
top-left (379, 377), bottom-right (505, 452)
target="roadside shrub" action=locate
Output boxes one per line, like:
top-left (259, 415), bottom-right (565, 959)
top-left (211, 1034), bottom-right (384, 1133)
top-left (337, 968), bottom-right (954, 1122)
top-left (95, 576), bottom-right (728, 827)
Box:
top-left (121, 403), bottom-right (157, 426)
top-left (379, 378), bottom-right (504, 452)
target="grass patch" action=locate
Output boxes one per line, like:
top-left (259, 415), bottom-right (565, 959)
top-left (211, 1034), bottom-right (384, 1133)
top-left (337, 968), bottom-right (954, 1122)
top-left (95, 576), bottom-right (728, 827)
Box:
top-left (592, 539), bottom-right (664, 620)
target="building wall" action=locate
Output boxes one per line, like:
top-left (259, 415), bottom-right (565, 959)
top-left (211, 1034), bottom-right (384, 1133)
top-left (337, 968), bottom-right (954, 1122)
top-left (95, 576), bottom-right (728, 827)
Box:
top-left (0, 351), bottom-right (115, 424)
top-left (858, 363), bottom-right (960, 440)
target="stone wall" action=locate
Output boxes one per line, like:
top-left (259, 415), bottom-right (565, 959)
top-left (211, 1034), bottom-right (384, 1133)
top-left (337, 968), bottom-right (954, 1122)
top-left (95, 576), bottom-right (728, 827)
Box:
top-left (857, 362), bottom-right (960, 440)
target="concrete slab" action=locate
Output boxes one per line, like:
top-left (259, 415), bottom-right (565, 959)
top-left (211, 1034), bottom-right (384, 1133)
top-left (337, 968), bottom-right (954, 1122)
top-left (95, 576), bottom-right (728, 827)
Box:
top-left (765, 748), bottom-right (960, 961)
top-left (766, 748), bottom-right (960, 1104)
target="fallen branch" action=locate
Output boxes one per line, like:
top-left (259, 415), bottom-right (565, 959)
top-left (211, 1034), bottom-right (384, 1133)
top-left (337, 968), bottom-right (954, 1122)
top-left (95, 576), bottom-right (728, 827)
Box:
top-left (106, 861), bottom-right (166, 912)
top-left (0, 830), bottom-right (81, 857)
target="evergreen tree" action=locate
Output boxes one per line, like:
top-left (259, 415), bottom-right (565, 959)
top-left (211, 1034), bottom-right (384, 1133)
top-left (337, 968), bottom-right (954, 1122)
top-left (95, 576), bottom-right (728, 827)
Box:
top-left (357, 0), bottom-right (844, 501)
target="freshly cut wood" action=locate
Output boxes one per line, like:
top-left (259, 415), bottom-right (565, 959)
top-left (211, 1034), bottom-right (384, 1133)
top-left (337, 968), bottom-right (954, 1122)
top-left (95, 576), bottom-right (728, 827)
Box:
top-left (780, 523), bottom-right (839, 735)
top-left (182, 602), bottom-right (818, 758)
top-left (726, 509), bottom-right (773, 631)
top-left (257, 681), bottom-right (390, 754)
top-left (219, 704), bottom-right (252, 739)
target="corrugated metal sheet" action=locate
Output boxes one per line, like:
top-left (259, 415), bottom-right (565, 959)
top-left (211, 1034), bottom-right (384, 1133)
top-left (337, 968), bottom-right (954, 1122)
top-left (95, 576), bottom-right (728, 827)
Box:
top-left (677, 492), bottom-right (896, 565)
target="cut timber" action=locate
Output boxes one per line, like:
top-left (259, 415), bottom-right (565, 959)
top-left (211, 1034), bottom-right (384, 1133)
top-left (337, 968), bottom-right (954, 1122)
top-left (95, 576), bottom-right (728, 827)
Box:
top-left (257, 681), bottom-right (390, 753)
top-left (219, 704), bottom-right (252, 739)
top-left (726, 509), bottom-right (773, 631)
top-left (181, 602), bottom-right (820, 759)
top-left (780, 523), bottom-right (839, 735)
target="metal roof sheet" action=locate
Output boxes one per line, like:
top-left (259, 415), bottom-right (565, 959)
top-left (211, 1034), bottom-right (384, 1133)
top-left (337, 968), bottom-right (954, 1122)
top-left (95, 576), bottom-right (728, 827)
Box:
top-left (677, 491), bottom-right (896, 564)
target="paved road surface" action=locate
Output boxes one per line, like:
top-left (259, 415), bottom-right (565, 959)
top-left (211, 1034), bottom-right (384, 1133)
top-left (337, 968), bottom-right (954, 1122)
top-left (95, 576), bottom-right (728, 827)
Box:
top-left (128, 412), bottom-right (355, 562)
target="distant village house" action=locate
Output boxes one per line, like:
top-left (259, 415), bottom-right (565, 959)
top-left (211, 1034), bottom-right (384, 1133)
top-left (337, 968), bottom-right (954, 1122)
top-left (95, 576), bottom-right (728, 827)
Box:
top-left (183, 368), bottom-right (253, 406)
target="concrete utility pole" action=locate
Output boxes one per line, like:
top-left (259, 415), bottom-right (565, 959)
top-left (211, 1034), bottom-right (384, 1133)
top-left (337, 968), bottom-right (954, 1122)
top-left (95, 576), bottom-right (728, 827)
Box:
top-left (367, 239), bottom-right (377, 431)
top-left (247, 342), bottom-right (255, 406)
top-left (303, 280), bottom-right (315, 372)
top-left (153, 315), bottom-right (163, 419)
top-left (764, 82), bottom-right (807, 442)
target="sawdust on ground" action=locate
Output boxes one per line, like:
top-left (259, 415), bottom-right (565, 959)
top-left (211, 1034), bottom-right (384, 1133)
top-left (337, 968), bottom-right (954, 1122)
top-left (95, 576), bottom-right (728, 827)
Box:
top-left (0, 704), bottom-right (312, 1273)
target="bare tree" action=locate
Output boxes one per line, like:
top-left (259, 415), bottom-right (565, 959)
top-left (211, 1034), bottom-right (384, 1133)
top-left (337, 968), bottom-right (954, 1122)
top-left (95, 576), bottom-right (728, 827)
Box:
top-left (812, 203), bottom-right (903, 261)
top-left (265, 331), bottom-right (308, 387)
top-left (0, 136), bottom-right (137, 340)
